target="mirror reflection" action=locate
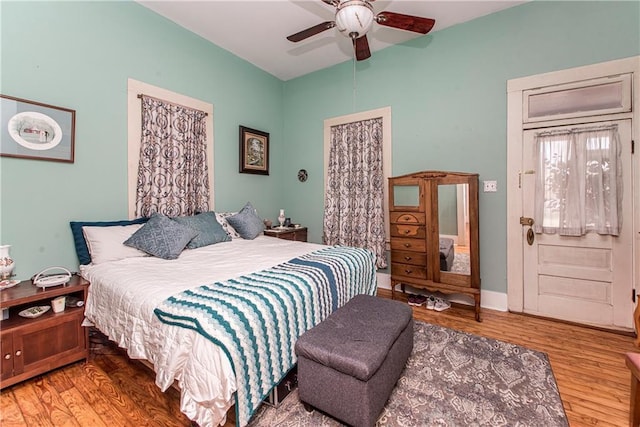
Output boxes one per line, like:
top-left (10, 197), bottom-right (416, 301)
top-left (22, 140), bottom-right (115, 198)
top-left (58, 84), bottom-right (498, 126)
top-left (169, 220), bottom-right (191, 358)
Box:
top-left (438, 183), bottom-right (470, 275)
top-left (393, 184), bottom-right (420, 208)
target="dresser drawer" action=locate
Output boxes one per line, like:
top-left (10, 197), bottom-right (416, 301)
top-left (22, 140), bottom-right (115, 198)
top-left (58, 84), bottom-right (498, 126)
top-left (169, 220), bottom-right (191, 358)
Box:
top-left (390, 212), bottom-right (425, 224)
top-left (391, 224), bottom-right (426, 239)
top-left (391, 250), bottom-right (427, 266)
top-left (391, 262), bottom-right (427, 279)
top-left (390, 237), bottom-right (426, 252)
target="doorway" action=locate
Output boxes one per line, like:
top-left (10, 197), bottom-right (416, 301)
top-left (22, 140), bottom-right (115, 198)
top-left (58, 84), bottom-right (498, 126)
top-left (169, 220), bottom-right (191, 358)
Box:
top-left (506, 57), bottom-right (639, 331)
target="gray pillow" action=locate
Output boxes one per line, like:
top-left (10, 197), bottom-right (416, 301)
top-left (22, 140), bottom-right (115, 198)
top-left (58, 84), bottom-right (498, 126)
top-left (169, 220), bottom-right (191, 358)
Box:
top-left (226, 202), bottom-right (265, 240)
top-left (174, 211), bottom-right (231, 249)
top-left (124, 213), bottom-right (198, 259)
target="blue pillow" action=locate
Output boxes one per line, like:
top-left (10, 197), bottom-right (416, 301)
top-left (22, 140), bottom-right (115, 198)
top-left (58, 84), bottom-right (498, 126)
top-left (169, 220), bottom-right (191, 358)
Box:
top-left (70, 217), bottom-right (149, 265)
top-left (124, 213), bottom-right (198, 260)
top-left (226, 202), bottom-right (265, 240)
top-left (173, 212), bottom-right (231, 249)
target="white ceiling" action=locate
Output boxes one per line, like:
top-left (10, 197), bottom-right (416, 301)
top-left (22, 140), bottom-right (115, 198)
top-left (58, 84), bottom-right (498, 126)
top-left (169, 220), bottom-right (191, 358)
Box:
top-left (138, 0), bottom-right (527, 81)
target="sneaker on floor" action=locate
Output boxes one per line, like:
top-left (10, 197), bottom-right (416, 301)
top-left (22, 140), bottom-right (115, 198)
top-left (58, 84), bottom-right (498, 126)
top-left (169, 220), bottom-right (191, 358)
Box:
top-left (426, 296), bottom-right (436, 310)
top-left (434, 298), bottom-right (451, 312)
top-left (408, 294), bottom-right (427, 306)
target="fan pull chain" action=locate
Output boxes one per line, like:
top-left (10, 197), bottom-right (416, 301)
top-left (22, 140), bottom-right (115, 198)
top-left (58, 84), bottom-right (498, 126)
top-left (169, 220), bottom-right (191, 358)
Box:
top-left (352, 54), bottom-right (356, 112)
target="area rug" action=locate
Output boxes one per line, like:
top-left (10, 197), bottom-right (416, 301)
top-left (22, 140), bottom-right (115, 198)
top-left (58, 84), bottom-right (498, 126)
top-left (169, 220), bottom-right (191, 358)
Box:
top-left (450, 252), bottom-right (470, 275)
top-left (248, 321), bottom-right (568, 426)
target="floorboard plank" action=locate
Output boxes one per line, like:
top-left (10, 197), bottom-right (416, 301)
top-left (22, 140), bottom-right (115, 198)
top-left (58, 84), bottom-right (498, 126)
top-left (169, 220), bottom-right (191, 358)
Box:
top-left (12, 381), bottom-right (55, 427)
top-left (65, 362), bottom-right (139, 427)
top-left (0, 389), bottom-right (27, 426)
top-left (32, 375), bottom-right (80, 426)
top-left (58, 386), bottom-right (107, 427)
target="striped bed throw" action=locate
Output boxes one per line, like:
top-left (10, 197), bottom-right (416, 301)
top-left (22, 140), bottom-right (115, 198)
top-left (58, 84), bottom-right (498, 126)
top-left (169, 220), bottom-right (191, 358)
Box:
top-left (154, 246), bottom-right (377, 426)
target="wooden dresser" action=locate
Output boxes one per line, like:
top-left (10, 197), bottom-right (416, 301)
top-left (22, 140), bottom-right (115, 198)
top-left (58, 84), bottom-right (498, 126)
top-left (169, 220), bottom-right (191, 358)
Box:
top-left (389, 171), bottom-right (481, 321)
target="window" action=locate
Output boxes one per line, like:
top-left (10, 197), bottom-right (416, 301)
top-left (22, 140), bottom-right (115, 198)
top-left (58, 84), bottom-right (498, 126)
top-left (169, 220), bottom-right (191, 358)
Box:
top-left (534, 124), bottom-right (622, 236)
top-left (323, 107), bottom-right (392, 268)
top-left (127, 79), bottom-right (214, 218)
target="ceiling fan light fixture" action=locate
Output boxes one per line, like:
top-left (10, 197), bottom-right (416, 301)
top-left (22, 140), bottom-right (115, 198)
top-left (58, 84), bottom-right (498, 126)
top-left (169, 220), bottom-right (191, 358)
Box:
top-left (335, 0), bottom-right (374, 39)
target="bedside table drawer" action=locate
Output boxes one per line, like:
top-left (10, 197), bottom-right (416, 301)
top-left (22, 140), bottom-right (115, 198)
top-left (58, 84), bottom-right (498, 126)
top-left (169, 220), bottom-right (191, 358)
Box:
top-left (264, 227), bottom-right (307, 242)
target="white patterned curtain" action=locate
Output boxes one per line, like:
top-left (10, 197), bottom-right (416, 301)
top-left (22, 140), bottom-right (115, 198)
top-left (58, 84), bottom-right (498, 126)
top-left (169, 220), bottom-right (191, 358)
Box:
top-left (533, 124), bottom-right (622, 236)
top-left (323, 118), bottom-right (387, 268)
top-left (135, 95), bottom-right (209, 217)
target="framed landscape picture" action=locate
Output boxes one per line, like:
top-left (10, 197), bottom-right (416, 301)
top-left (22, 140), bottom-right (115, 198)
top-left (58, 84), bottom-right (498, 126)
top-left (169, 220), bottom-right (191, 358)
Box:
top-left (1, 95), bottom-right (76, 163)
top-left (239, 125), bottom-right (269, 175)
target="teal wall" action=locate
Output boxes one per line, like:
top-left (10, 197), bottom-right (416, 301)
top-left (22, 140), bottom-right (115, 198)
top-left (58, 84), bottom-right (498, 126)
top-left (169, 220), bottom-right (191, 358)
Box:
top-left (281, 1), bottom-right (640, 293)
top-left (0, 1), bottom-right (285, 278)
top-left (1, 1), bottom-right (639, 296)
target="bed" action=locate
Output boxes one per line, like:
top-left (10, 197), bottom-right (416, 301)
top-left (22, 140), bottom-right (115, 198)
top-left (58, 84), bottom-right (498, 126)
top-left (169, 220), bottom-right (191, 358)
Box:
top-left (74, 210), bottom-right (377, 427)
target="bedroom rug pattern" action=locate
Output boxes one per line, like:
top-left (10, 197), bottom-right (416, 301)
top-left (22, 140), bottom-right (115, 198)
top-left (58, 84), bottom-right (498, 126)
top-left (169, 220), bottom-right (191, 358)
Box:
top-left (450, 252), bottom-right (470, 275)
top-left (248, 320), bottom-right (568, 427)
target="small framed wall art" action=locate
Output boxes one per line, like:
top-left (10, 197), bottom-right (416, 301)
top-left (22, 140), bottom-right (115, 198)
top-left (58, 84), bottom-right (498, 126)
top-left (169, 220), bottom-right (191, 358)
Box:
top-left (0, 95), bottom-right (76, 163)
top-left (239, 125), bottom-right (269, 175)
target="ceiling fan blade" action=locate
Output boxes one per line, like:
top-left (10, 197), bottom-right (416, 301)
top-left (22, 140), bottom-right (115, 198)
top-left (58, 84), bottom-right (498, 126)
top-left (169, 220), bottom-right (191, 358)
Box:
top-left (320, 0), bottom-right (339, 5)
top-left (353, 35), bottom-right (371, 61)
top-left (287, 21), bottom-right (336, 42)
top-left (376, 11), bottom-right (435, 34)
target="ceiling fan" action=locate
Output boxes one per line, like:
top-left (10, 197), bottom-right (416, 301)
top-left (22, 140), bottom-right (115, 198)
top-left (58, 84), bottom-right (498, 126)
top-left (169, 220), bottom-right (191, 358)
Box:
top-left (286, 0), bottom-right (436, 61)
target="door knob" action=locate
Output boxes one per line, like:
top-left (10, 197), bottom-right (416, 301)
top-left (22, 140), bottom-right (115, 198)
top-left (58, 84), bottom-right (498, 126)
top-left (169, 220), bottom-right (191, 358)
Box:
top-left (519, 217), bottom-right (534, 226)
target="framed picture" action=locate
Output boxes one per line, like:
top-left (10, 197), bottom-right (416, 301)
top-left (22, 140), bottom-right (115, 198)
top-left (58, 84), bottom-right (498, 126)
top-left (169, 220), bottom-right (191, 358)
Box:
top-left (1, 95), bottom-right (76, 163)
top-left (239, 125), bottom-right (269, 175)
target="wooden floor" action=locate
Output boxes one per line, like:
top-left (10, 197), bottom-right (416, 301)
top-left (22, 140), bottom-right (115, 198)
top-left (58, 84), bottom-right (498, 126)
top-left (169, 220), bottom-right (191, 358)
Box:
top-left (1, 290), bottom-right (637, 426)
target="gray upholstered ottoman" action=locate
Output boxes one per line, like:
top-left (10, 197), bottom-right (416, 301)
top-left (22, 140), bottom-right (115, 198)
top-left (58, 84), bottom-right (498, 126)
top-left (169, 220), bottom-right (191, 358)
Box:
top-left (295, 294), bottom-right (413, 427)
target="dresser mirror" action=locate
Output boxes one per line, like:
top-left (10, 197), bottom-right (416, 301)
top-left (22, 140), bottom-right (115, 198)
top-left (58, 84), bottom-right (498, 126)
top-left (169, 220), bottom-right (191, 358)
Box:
top-left (437, 183), bottom-right (470, 275)
top-left (389, 171), bottom-right (481, 321)
top-left (392, 184), bottom-right (421, 210)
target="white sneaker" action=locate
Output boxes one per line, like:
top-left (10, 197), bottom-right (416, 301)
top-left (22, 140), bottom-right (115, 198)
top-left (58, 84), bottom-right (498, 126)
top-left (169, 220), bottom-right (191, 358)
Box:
top-left (426, 296), bottom-right (436, 310)
top-left (434, 298), bottom-right (451, 312)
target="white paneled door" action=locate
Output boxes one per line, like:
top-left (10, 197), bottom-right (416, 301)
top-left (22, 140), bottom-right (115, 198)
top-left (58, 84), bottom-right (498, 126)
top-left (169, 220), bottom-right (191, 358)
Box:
top-left (521, 120), bottom-right (633, 329)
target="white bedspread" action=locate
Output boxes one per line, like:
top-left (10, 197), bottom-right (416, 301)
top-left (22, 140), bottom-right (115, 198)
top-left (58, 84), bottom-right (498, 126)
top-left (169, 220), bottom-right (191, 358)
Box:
top-left (82, 236), bottom-right (326, 427)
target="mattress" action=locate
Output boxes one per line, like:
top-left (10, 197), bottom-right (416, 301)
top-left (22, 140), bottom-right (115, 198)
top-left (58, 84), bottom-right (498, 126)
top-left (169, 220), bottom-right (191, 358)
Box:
top-left (81, 236), bottom-right (329, 427)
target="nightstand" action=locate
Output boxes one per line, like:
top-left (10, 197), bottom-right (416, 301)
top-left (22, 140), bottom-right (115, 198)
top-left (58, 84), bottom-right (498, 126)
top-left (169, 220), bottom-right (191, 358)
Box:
top-left (0, 275), bottom-right (89, 389)
top-left (264, 227), bottom-right (308, 242)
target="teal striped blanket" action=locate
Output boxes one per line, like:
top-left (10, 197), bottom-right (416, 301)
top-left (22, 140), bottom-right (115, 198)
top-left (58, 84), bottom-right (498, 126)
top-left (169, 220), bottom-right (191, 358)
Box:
top-left (154, 246), bottom-right (376, 426)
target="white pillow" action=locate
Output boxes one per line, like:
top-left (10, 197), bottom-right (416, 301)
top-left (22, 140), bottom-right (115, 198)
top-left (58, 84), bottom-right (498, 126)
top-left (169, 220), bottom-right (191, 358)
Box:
top-left (82, 224), bottom-right (148, 264)
top-left (215, 211), bottom-right (241, 239)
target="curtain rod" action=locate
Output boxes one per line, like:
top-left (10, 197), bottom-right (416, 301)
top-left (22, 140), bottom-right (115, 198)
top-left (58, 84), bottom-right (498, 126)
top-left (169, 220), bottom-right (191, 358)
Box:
top-left (535, 123), bottom-right (617, 137)
top-left (137, 93), bottom-right (208, 116)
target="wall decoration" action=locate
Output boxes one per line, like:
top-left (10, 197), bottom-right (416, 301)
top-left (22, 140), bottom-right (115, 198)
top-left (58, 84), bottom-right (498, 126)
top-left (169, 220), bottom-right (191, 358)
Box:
top-left (298, 169), bottom-right (308, 182)
top-left (0, 95), bottom-right (76, 163)
top-left (239, 125), bottom-right (269, 175)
